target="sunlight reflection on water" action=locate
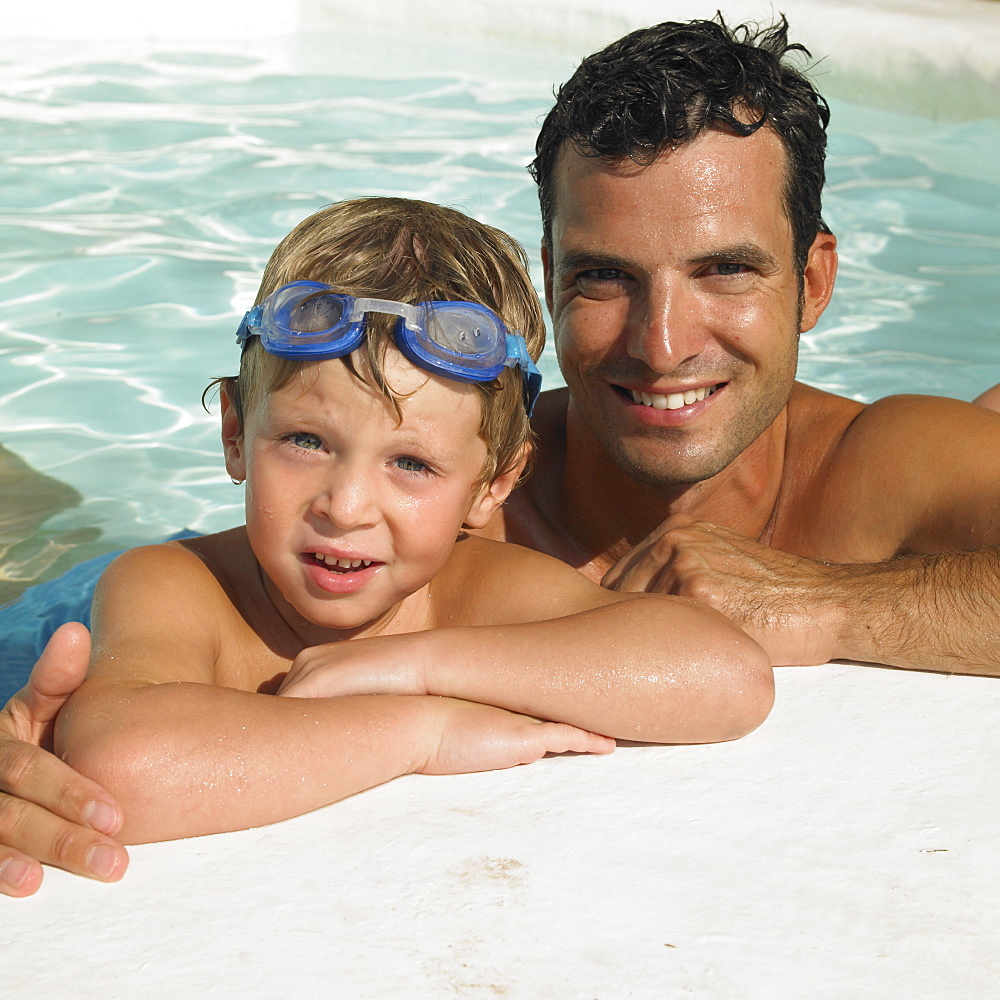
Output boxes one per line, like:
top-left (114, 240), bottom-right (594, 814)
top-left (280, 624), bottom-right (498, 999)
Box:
top-left (0, 50), bottom-right (998, 569)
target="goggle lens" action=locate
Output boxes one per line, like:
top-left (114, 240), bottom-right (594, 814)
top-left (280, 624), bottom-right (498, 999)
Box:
top-left (424, 307), bottom-right (500, 356)
top-left (287, 293), bottom-right (346, 334)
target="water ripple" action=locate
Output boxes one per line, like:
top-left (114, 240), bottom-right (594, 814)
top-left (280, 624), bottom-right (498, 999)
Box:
top-left (0, 55), bottom-right (997, 581)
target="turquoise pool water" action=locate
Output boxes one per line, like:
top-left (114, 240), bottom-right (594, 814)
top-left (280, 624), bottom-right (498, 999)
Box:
top-left (1, 50), bottom-right (999, 577)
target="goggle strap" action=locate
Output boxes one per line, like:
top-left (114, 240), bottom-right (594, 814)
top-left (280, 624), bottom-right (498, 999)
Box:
top-left (503, 333), bottom-right (542, 416)
top-left (236, 304), bottom-right (263, 345)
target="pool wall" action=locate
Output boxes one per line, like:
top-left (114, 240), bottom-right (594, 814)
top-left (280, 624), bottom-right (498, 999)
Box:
top-left (9, 0), bottom-right (1000, 119)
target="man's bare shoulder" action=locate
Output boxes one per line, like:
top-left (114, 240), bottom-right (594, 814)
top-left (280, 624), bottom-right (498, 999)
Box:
top-left (481, 388), bottom-right (580, 562)
top-left (828, 392), bottom-right (1000, 477)
top-left (781, 386), bottom-right (1000, 558)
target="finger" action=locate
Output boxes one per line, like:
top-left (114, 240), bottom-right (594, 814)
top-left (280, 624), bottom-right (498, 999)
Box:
top-left (0, 850), bottom-right (43, 897)
top-left (544, 724), bottom-right (616, 755)
top-left (601, 547), bottom-right (650, 591)
top-left (0, 792), bottom-right (128, 892)
top-left (603, 544), bottom-right (678, 594)
top-left (0, 735), bottom-right (124, 835)
top-left (12, 623), bottom-right (92, 737)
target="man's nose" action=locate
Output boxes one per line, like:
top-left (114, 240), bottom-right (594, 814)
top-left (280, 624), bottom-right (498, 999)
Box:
top-left (625, 282), bottom-right (709, 372)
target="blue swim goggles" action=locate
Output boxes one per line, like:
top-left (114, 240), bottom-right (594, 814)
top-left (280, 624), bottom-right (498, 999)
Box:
top-left (236, 280), bottom-right (542, 415)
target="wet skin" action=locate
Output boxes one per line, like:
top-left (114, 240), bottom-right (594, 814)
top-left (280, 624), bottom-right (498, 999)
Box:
top-left (495, 127), bottom-right (838, 575)
top-left (544, 127), bottom-right (816, 489)
top-left (223, 352), bottom-right (500, 646)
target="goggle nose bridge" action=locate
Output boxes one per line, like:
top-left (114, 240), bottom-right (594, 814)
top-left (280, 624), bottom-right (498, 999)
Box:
top-left (345, 296), bottom-right (422, 333)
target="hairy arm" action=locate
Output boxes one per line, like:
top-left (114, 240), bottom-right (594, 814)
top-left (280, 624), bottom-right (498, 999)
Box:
top-left (281, 541), bottom-right (774, 743)
top-left (54, 546), bottom-right (612, 845)
top-left (808, 546), bottom-right (1000, 673)
top-left (604, 396), bottom-right (1000, 674)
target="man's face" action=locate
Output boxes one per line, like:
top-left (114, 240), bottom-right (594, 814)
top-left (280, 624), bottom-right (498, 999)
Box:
top-left (544, 127), bottom-right (829, 486)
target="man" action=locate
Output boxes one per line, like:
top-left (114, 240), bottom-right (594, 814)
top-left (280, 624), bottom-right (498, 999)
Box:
top-left (497, 16), bottom-right (1000, 673)
top-left (3, 15), bottom-right (999, 896)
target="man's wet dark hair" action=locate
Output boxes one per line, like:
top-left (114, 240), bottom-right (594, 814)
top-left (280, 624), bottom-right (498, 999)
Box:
top-left (528, 14), bottom-right (832, 274)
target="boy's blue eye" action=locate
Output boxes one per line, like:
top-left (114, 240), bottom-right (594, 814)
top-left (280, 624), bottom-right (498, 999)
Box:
top-left (395, 456), bottom-right (427, 473)
top-left (289, 432), bottom-right (322, 450)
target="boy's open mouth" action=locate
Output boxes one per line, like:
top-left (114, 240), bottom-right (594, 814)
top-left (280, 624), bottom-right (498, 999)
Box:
top-left (307, 553), bottom-right (377, 574)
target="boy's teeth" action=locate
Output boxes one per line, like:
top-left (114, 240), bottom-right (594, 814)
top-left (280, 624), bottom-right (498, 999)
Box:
top-left (630, 385), bottom-right (715, 410)
top-left (314, 554), bottom-right (372, 569)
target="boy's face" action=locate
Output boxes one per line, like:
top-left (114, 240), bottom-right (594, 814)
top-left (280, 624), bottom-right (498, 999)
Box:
top-left (224, 350), bottom-right (503, 633)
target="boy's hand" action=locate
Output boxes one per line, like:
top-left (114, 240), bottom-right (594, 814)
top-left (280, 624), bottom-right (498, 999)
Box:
top-left (278, 635), bottom-right (429, 699)
top-left (417, 698), bottom-right (615, 775)
top-left (0, 623), bottom-right (128, 897)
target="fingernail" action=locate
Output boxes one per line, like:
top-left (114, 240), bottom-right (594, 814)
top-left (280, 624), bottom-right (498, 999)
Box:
top-left (0, 858), bottom-right (32, 891)
top-left (86, 844), bottom-right (121, 880)
top-left (83, 799), bottom-right (120, 835)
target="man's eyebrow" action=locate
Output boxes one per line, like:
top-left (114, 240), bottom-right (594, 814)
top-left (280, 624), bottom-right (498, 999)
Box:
top-left (690, 244), bottom-right (780, 270)
top-left (554, 249), bottom-right (635, 273)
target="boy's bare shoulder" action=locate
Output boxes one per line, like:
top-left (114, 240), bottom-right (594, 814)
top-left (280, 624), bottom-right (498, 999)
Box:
top-left (91, 529), bottom-right (261, 686)
top-left (98, 528), bottom-right (251, 608)
top-left (435, 532), bottom-right (628, 627)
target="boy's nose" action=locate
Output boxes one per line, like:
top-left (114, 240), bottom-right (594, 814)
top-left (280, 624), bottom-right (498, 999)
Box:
top-left (310, 473), bottom-right (379, 530)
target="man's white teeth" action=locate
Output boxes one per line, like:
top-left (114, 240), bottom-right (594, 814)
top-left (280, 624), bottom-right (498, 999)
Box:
top-left (630, 385), bottom-right (716, 409)
top-left (315, 554), bottom-right (372, 569)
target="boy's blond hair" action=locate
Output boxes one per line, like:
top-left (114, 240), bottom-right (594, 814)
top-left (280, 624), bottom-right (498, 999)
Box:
top-left (224, 197), bottom-right (545, 492)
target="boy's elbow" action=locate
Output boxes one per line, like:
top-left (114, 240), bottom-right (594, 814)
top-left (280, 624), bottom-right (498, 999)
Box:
top-left (655, 630), bottom-right (774, 745)
top-left (727, 646), bottom-right (775, 740)
top-left (57, 702), bottom-right (175, 844)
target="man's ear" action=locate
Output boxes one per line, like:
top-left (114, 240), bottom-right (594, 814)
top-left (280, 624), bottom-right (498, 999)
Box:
top-left (541, 243), bottom-right (554, 315)
top-left (799, 230), bottom-right (838, 333)
top-left (463, 445), bottom-right (531, 530)
top-left (220, 383), bottom-right (246, 483)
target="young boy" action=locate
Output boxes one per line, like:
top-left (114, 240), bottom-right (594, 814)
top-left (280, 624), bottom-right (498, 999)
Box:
top-left (54, 198), bottom-right (773, 845)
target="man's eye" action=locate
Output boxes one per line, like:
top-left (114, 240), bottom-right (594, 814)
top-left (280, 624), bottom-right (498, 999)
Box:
top-left (713, 262), bottom-right (750, 276)
top-left (288, 432), bottom-right (322, 450)
top-left (579, 267), bottom-right (626, 282)
top-left (394, 456), bottom-right (427, 473)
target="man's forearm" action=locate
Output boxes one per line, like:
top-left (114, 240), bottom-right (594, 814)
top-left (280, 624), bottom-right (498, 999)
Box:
top-left (827, 546), bottom-right (1000, 674)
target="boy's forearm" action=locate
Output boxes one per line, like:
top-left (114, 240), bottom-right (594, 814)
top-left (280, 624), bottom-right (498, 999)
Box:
top-left (420, 598), bottom-right (773, 743)
top-left (55, 682), bottom-right (434, 844)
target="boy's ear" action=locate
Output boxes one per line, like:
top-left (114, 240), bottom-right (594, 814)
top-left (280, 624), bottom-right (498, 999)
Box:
top-left (463, 445), bottom-right (530, 530)
top-left (220, 384), bottom-right (246, 483)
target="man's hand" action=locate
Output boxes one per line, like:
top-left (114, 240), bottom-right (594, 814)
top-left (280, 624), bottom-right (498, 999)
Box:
top-left (601, 514), bottom-right (843, 666)
top-left (0, 623), bottom-right (128, 896)
top-left (277, 635), bottom-right (430, 699)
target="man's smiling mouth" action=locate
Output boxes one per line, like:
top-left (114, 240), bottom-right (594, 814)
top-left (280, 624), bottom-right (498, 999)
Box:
top-left (623, 384), bottom-right (723, 410)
